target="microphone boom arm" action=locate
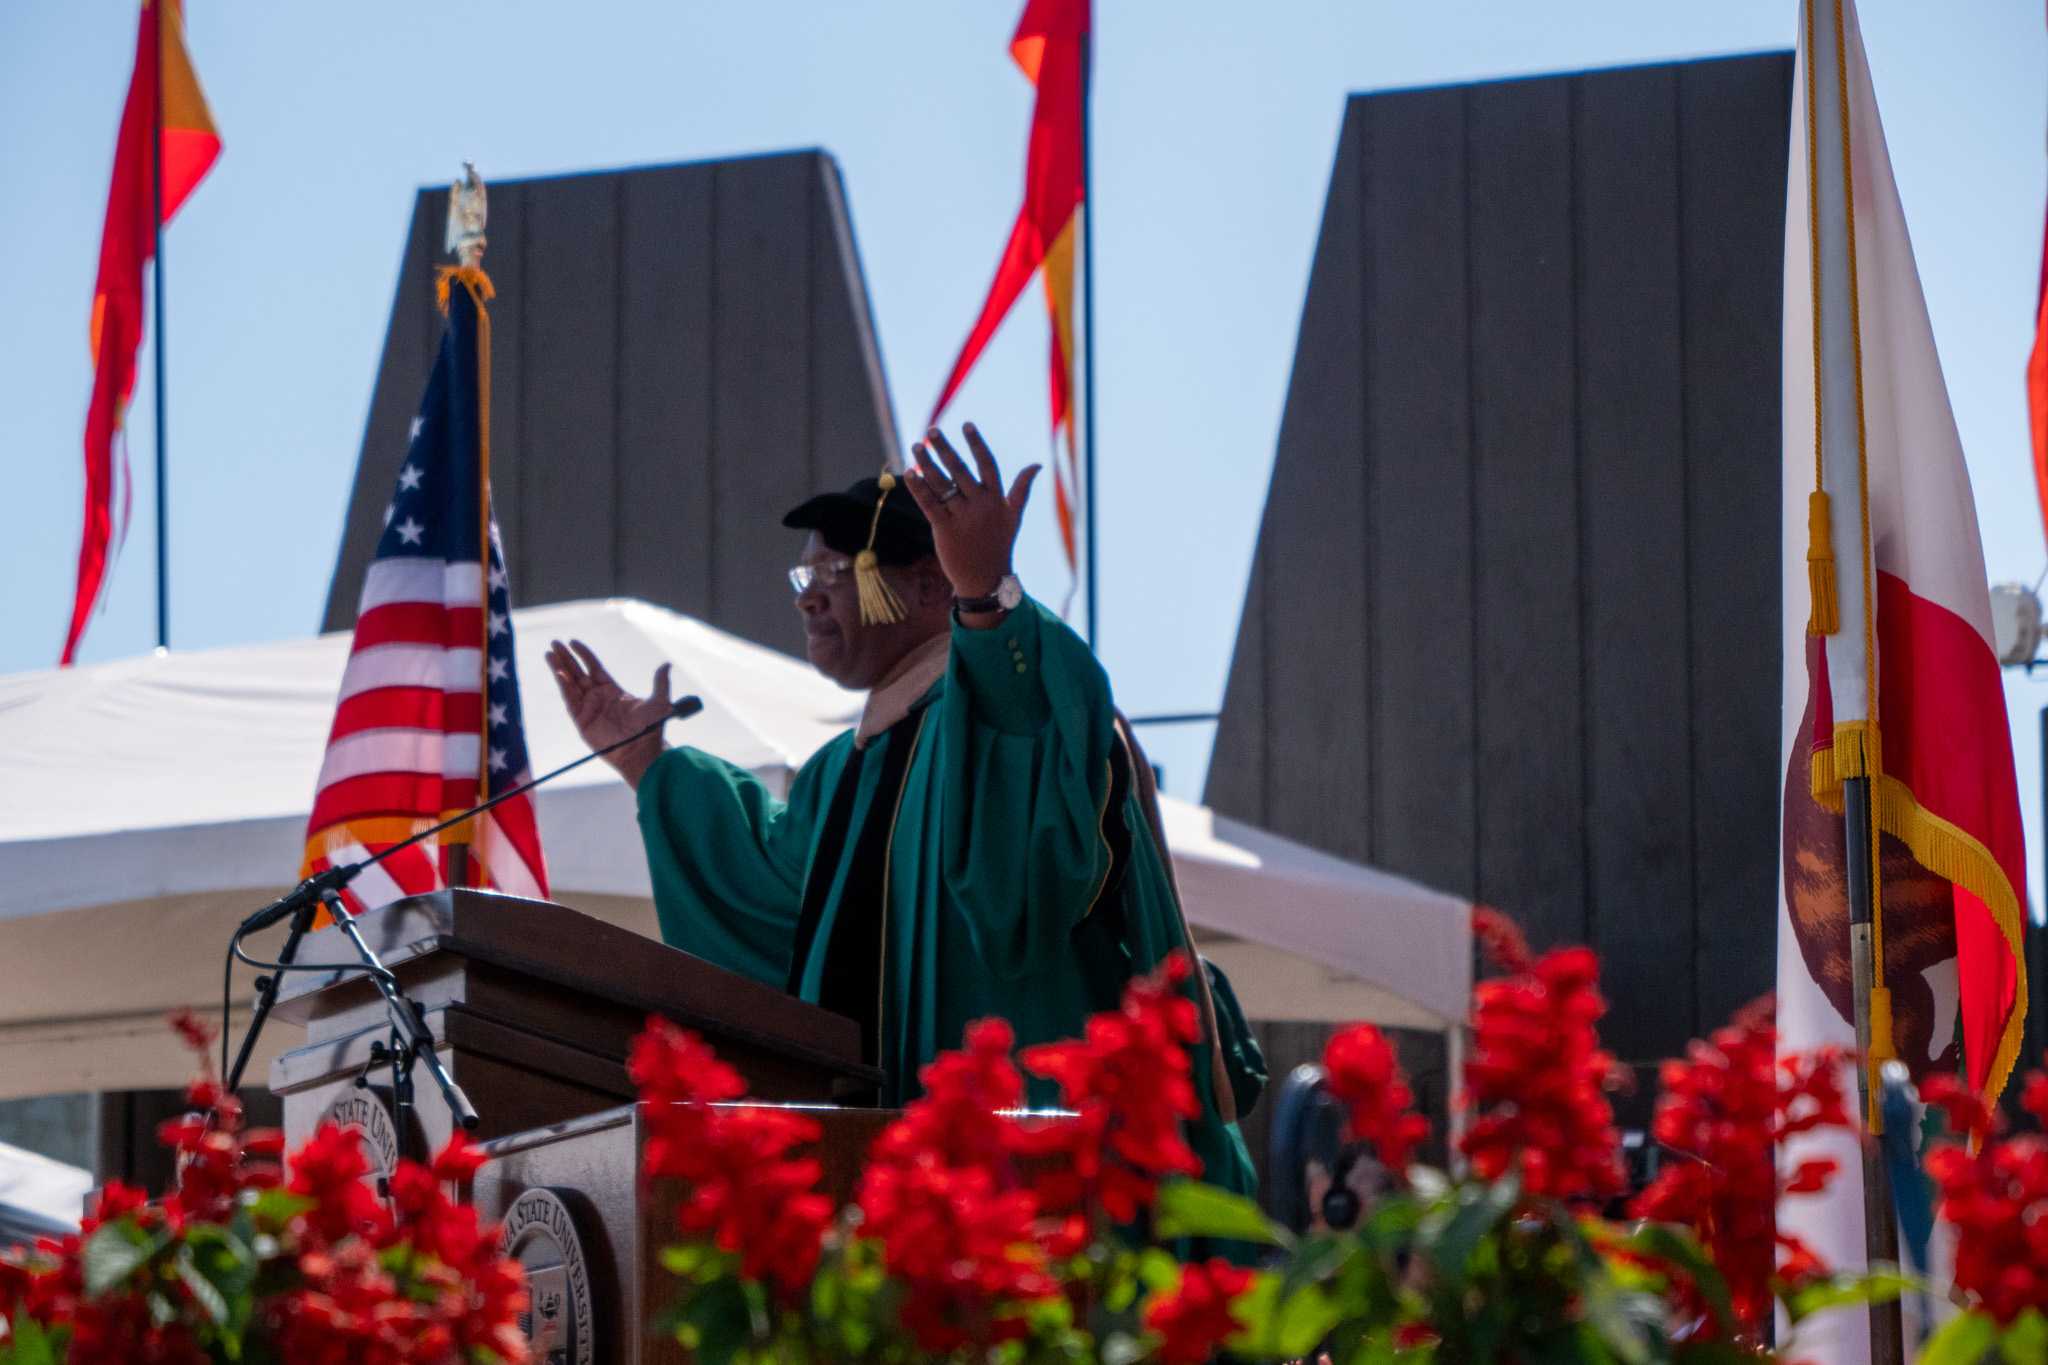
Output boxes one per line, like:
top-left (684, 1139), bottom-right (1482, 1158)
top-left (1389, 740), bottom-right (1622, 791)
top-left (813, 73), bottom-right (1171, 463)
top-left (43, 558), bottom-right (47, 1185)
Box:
top-left (221, 694), bottom-right (705, 1116)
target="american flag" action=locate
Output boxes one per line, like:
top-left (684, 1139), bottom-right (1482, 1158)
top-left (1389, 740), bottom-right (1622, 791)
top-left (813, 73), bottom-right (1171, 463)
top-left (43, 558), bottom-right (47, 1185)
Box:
top-left (300, 272), bottom-right (548, 914)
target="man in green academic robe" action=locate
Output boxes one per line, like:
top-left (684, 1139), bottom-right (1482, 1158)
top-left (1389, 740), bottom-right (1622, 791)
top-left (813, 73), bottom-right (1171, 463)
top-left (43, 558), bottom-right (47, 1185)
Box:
top-left (544, 424), bottom-right (1255, 1201)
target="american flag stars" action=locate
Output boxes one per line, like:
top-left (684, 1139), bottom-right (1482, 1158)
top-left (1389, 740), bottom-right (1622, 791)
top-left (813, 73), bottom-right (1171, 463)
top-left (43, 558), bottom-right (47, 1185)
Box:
top-left (300, 280), bottom-right (547, 911)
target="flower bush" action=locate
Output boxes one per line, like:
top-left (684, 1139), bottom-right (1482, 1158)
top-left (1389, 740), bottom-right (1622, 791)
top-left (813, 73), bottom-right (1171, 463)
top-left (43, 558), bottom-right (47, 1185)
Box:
top-left (0, 1012), bottom-right (529, 1365)
top-left (637, 924), bottom-right (1921, 1365)
top-left (1914, 1066), bottom-right (2048, 1358)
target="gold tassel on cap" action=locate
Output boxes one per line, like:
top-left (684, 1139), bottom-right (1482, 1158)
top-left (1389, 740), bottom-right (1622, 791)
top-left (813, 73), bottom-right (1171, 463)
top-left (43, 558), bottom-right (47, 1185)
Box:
top-left (855, 470), bottom-right (907, 626)
top-left (1806, 490), bottom-right (1840, 636)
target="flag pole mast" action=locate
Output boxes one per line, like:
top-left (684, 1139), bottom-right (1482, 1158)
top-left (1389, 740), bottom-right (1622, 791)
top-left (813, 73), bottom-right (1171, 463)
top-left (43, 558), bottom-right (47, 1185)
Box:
top-left (1806, 0), bottom-right (1901, 1357)
top-left (447, 164), bottom-right (489, 894)
top-left (1080, 23), bottom-right (1099, 652)
top-left (1844, 778), bottom-right (1904, 1365)
top-left (151, 0), bottom-right (169, 652)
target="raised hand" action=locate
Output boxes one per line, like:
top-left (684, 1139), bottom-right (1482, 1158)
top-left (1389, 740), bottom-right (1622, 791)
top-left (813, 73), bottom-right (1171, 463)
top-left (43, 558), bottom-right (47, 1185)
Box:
top-left (903, 423), bottom-right (1040, 603)
top-left (544, 639), bottom-right (672, 788)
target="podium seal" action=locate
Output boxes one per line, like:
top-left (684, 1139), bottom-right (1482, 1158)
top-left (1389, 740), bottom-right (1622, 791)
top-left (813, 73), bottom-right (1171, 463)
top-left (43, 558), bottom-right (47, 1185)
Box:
top-left (501, 1187), bottom-right (595, 1365)
top-left (316, 1092), bottom-right (399, 1199)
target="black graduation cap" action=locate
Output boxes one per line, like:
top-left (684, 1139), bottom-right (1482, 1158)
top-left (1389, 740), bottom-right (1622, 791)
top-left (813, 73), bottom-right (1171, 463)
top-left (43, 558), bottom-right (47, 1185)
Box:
top-left (782, 470), bottom-right (934, 624)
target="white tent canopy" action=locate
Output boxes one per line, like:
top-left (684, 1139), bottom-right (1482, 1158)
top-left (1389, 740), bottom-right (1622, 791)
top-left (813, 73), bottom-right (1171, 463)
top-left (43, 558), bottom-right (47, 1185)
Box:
top-left (0, 599), bottom-right (1470, 1100)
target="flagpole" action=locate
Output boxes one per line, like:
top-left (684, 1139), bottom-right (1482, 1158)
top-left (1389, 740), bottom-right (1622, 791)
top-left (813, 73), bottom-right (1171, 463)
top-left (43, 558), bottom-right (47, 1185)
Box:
top-left (151, 0), bottom-right (169, 652)
top-left (1843, 776), bottom-right (1905, 1365)
top-left (1080, 24), bottom-right (1099, 652)
top-left (1805, 1), bottom-right (1902, 1357)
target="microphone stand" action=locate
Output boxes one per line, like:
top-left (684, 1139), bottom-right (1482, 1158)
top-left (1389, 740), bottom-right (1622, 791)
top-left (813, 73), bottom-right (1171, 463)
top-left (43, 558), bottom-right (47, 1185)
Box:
top-left (224, 695), bottom-right (704, 1149)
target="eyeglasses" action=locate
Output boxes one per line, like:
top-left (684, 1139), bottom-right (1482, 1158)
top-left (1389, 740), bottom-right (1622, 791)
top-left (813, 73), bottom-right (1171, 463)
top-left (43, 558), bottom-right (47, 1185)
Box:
top-left (788, 557), bottom-right (855, 595)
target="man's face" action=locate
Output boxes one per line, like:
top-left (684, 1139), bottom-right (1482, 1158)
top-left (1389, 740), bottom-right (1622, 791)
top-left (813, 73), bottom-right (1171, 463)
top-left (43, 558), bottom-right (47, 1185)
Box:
top-left (794, 532), bottom-right (940, 689)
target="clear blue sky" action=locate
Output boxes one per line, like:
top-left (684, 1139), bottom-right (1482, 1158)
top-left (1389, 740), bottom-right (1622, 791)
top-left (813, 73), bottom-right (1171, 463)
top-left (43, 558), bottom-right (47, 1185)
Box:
top-left (2, 3), bottom-right (2044, 900)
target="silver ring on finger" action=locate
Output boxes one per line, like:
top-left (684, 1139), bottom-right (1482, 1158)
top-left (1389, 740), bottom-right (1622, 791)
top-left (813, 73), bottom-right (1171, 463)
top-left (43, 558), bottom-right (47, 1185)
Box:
top-left (935, 482), bottom-right (963, 503)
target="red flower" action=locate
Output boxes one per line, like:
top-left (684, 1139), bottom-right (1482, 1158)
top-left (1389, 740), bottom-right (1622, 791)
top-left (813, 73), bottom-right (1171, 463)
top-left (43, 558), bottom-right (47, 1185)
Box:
top-left (1016, 953), bottom-right (1205, 1221)
top-left (856, 1154), bottom-right (1059, 1352)
top-left (1322, 1024), bottom-right (1429, 1176)
top-left (287, 1121), bottom-right (391, 1245)
top-left (1143, 1257), bottom-right (1254, 1365)
top-left (1458, 942), bottom-right (1625, 1203)
top-left (272, 1132), bottom-right (531, 1364)
top-left (872, 1017), bottom-right (1027, 1173)
top-left (1925, 1068), bottom-right (2048, 1325)
top-left (168, 1008), bottom-right (216, 1057)
top-left (1626, 998), bottom-right (1854, 1338)
top-left (849, 1014), bottom-right (1114, 1348)
top-left (1472, 905), bottom-right (1534, 973)
top-left (631, 1017), bottom-right (833, 1300)
top-left (2, 1017), bottom-right (528, 1365)
top-left (2021, 1072), bottom-right (2048, 1130)
top-left (1921, 1072), bottom-right (1994, 1144)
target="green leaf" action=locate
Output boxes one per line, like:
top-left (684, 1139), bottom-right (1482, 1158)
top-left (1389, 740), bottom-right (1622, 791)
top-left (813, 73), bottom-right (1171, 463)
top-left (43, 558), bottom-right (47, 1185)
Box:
top-left (1345, 1333), bottom-right (1399, 1365)
top-left (1268, 1282), bottom-right (1345, 1356)
top-left (1225, 1271), bottom-right (1343, 1359)
top-left (1784, 1267), bottom-right (1916, 1324)
top-left (1622, 1221), bottom-right (1736, 1338)
top-left (1420, 1175), bottom-right (1519, 1288)
top-left (0, 1314), bottom-right (60, 1365)
top-left (2002, 1310), bottom-right (2048, 1365)
top-left (1150, 1179), bottom-right (1291, 1248)
top-left (1280, 1233), bottom-right (1355, 1292)
top-left (248, 1188), bottom-right (316, 1229)
top-left (1226, 1272), bottom-right (1282, 1346)
top-left (660, 1242), bottom-right (732, 1283)
top-left (679, 1277), bottom-right (760, 1365)
top-left (1133, 1248), bottom-right (1183, 1295)
top-left (82, 1221), bottom-right (162, 1296)
top-left (175, 1247), bottom-right (232, 1327)
top-left (1919, 1310), bottom-right (2000, 1365)
top-left (1578, 1269), bottom-right (1660, 1365)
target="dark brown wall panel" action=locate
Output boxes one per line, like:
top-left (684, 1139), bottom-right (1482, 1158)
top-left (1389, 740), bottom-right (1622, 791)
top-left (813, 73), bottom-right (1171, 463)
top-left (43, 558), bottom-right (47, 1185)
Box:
top-left (810, 159), bottom-right (903, 491)
top-left (1680, 59), bottom-right (1794, 1031)
top-left (1204, 550), bottom-right (1269, 827)
top-left (1364, 87), bottom-right (1475, 899)
top-left (1208, 52), bottom-right (1794, 1069)
top-left (710, 156), bottom-right (816, 659)
top-left (521, 176), bottom-right (622, 601)
top-left (1573, 66), bottom-right (1695, 1063)
top-left (1467, 78), bottom-right (1589, 948)
top-left (1259, 106), bottom-right (1371, 865)
top-left (617, 166), bottom-right (715, 617)
top-left (325, 151), bottom-right (900, 658)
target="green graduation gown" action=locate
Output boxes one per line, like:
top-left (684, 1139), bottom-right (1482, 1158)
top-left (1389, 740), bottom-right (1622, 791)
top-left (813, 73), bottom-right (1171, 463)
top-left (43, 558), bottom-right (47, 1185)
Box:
top-left (635, 598), bottom-right (1256, 1201)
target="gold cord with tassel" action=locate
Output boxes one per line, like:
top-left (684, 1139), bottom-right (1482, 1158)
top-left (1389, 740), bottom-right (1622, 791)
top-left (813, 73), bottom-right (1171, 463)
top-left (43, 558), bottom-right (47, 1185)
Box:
top-left (1806, 490), bottom-right (1840, 636)
top-left (854, 471), bottom-right (907, 626)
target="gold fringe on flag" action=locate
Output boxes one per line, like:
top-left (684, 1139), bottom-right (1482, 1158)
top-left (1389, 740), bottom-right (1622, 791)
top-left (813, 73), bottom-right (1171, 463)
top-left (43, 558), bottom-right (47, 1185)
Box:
top-left (435, 264), bottom-right (495, 313)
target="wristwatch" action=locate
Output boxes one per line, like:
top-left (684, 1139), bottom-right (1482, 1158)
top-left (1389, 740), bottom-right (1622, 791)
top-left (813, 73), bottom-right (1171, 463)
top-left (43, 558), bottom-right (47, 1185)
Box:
top-left (955, 574), bottom-right (1024, 616)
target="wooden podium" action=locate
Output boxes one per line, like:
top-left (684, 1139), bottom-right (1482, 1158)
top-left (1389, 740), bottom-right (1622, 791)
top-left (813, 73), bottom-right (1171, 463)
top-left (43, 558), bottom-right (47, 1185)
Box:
top-left (268, 890), bottom-right (889, 1364)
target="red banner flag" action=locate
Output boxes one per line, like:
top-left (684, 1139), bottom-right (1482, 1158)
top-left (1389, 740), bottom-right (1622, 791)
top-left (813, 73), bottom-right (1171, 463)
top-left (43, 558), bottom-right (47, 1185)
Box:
top-left (2029, 203), bottom-right (2048, 553)
top-left (64, 0), bottom-right (220, 665)
top-left (929, 0), bottom-right (1089, 581)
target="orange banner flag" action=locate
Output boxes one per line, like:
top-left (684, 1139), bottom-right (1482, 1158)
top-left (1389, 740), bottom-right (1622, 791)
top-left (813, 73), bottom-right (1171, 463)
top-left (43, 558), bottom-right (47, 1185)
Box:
top-left (64, 0), bottom-right (220, 664)
top-left (929, 0), bottom-right (1089, 580)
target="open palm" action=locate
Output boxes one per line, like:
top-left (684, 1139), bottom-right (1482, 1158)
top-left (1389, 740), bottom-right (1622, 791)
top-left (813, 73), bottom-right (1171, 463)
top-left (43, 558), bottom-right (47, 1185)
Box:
top-left (544, 639), bottom-right (672, 786)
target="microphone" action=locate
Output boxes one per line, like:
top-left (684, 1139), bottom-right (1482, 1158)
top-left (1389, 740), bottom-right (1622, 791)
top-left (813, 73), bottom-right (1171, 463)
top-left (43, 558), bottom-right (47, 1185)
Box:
top-left (239, 693), bottom-right (704, 935)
